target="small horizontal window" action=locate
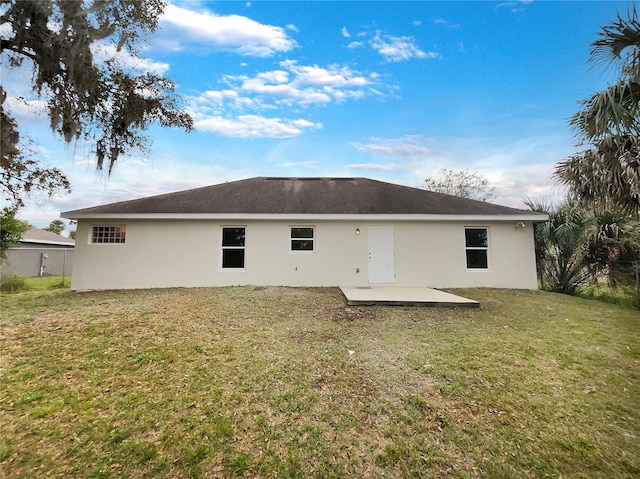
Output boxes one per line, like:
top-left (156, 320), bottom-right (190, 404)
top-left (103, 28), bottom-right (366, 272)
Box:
top-left (291, 227), bottom-right (314, 251)
top-left (92, 226), bottom-right (126, 244)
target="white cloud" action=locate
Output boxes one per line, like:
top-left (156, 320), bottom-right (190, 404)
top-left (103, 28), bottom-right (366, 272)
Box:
top-left (19, 154), bottom-right (251, 228)
top-left (2, 96), bottom-right (48, 121)
top-left (0, 21), bottom-right (13, 38)
top-left (341, 27), bottom-right (351, 38)
top-left (347, 41), bottom-right (364, 49)
top-left (188, 61), bottom-right (384, 138)
top-left (192, 61), bottom-right (382, 116)
top-left (410, 134), bottom-right (568, 208)
top-left (160, 3), bottom-right (296, 57)
top-left (347, 132), bottom-right (568, 209)
top-left (289, 63), bottom-right (370, 88)
top-left (351, 135), bottom-right (433, 157)
top-left (490, 163), bottom-right (557, 208)
top-left (194, 115), bottom-right (321, 138)
top-left (90, 42), bottom-right (170, 75)
top-left (434, 18), bottom-right (460, 29)
top-left (347, 135), bottom-right (436, 173)
top-left (278, 160), bottom-right (318, 168)
top-left (495, 0), bottom-right (533, 13)
top-left (194, 89), bottom-right (260, 114)
top-left (370, 31), bottom-right (439, 62)
top-left (347, 163), bottom-right (400, 171)
top-left (258, 69), bottom-right (291, 84)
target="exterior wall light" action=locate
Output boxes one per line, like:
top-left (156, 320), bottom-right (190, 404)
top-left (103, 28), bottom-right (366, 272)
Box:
top-left (356, 228), bottom-right (360, 235)
top-left (515, 221), bottom-right (526, 229)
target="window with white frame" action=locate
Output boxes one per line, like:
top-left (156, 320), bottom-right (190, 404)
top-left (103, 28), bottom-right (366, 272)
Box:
top-left (465, 227), bottom-right (489, 269)
top-left (91, 225), bottom-right (126, 244)
top-left (222, 227), bottom-right (246, 268)
top-left (290, 227), bottom-right (315, 252)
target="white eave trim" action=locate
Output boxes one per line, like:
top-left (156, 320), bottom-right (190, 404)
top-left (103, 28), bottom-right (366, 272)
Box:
top-left (62, 212), bottom-right (548, 222)
top-left (13, 246), bottom-right (75, 250)
top-left (20, 238), bottom-right (75, 246)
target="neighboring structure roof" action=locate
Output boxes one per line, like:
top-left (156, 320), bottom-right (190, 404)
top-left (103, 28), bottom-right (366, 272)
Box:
top-left (62, 177), bottom-right (546, 219)
top-left (20, 228), bottom-right (75, 246)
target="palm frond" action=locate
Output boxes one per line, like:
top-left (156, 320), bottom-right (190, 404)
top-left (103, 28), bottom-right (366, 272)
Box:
top-left (570, 79), bottom-right (640, 139)
top-left (590, 6), bottom-right (640, 74)
top-left (554, 136), bottom-right (640, 214)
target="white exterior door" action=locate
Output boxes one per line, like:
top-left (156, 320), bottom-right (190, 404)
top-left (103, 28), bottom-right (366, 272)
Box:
top-left (368, 226), bottom-right (395, 284)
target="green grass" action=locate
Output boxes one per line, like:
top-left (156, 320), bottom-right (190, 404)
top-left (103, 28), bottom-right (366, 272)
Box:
top-left (0, 276), bottom-right (71, 326)
top-left (1, 286), bottom-right (638, 478)
top-left (577, 283), bottom-right (640, 309)
top-left (0, 275), bottom-right (70, 294)
top-left (21, 275), bottom-right (71, 291)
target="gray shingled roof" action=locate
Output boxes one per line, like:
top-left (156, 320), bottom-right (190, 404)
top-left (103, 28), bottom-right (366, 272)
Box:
top-left (63, 177), bottom-right (537, 217)
top-left (22, 228), bottom-right (75, 245)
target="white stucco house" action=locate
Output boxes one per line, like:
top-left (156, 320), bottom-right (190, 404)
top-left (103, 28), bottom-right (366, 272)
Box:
top-left (61, 177), bottom-right (546, 291)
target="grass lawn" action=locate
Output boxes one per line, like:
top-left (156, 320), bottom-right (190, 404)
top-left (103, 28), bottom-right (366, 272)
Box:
top-left (1, 283), bottom-right (638, 478)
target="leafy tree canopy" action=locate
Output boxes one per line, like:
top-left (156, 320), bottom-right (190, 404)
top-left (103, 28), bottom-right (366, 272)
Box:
top-left (423, 168), bottom-right (495, 202)
top-left (555, 8), bottom-right (640, 213)
top-left (1, 102), bottom-right (71, 208)
top-left (45, 219), bottom-right (65, 235)
top-left (0, 207), bottom-right (30, 259)
top-left (1, 0), bottom-right (193, 208)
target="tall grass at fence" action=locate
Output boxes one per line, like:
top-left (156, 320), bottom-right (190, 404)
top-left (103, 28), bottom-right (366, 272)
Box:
top-left (577, 283), bottom-right (639, 309)
top-left (0, 275), bottom-right (70, 293)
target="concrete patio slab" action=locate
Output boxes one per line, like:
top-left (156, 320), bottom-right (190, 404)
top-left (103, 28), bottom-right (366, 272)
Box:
top-left (339, 286), bottom-right (479, 307)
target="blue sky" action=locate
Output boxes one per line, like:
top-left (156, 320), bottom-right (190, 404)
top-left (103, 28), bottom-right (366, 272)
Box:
top-left (2, 0), bottom-right (632, 229)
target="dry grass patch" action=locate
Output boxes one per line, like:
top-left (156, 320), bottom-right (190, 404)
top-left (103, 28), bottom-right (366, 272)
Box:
top-left (1, 286), bottom-right (639, 478)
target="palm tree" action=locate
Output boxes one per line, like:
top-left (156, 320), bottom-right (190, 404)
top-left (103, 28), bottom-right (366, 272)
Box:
top-left (556, 138), bottom-right (640, 213)
top-left (526, 199), bottom-right (640, 294)
top-left (583, 210), bottom-right (640, 285)
top-left (525, 199), bottom-right (591, 294)
top-left (571, 7), bottom-right (640, 140)
top-left (555, 8), bottom-right (640, 214)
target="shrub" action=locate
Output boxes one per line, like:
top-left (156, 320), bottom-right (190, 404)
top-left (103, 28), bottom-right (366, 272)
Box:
top-left (0, 274), bottom-right (28, 293)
